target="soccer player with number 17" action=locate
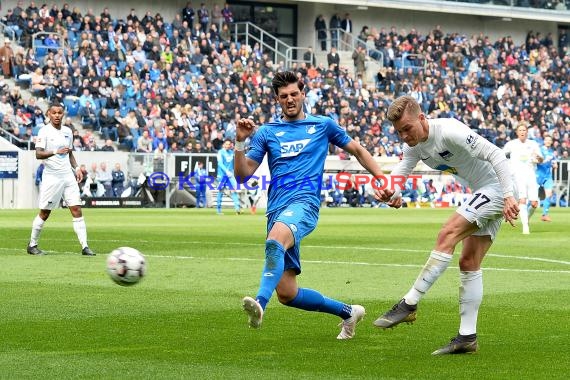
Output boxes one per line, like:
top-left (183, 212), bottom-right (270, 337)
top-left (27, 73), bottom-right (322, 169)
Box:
top-left (373, 96), bottom-right (519, 355)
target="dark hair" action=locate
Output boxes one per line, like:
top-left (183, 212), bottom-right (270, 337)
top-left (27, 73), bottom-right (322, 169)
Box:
top-left (48, 101), bottom-right (65, 110)
top-left (271, 71), bottom-right (304, 96)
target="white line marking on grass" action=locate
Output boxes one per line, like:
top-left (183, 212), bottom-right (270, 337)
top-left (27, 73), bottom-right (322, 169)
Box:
top-left (5, 240), bottom-right (570, 267)
top-left (148, 255), bottom-right (570, 274)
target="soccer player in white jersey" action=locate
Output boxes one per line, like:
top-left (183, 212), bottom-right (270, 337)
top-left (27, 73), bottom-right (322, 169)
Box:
top-left (503, 123), bottom-right (543, 234)
top-left (27, 102), bottom-right (95, 256)
top-left (372, 96), bottom-right (519, 355)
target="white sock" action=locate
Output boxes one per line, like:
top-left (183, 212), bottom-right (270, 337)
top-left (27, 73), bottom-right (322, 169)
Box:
top-left (528, 205), bottom-right (536, 219)
top-left (73, 217), bottom-right (88, 249)
top-left (459, 270), bottom-right (483, 336)
top-left (520, 206), bottom-right (529, 230)
top-left (404, 250), bottom-right (453, 305)
top-left (30, 215), bottom-right (45, 247)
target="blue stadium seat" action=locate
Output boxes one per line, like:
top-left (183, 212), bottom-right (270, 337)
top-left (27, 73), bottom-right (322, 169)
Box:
top-left (63, 97), bottom-right (79, 117)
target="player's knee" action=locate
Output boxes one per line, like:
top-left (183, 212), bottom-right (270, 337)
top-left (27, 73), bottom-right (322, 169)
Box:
top-left (276, 292), bottom-right (295, 305)
top-left (435, 226), bottom-right (459, 251)
top-left (275, 286), bottom-right (296, 304)
top-left (459, 255), bottom-right (478, 271)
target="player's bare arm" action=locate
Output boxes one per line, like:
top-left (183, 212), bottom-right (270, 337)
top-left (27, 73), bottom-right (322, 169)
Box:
top-left (35, 146), bottom-right (71, 160)
top-left (343, 140), bottom-right (402, 208)
top-left (69, 151), bottom-right (83, 183)
top-left (234, 117), bottom-right (260, 183)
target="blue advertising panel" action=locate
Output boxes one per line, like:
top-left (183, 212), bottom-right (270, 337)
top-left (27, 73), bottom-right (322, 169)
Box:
top-left (0, 151), bottom-right (18, 179)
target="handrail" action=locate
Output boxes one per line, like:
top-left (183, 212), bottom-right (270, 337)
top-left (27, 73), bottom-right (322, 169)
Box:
top-left (32, 32), bottom-right (68, 55)
top-left (316, 28), bottom-right (384, 68)
top-left (0, 22), bottom-right (17, 43)
top-left (0, 129), bottom-right (33, 150)
top-left (401, 53), bottom-right (427, 73)
top-left (232, 22), bottom-right (300, 69)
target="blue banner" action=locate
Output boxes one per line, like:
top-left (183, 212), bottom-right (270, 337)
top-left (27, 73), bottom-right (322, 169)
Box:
top-left (0, 151), bottom-right (18, 179)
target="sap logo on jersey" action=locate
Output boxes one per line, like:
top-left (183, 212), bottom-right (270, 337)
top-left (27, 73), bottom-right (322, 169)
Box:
top-left (280, 139), bottom-right (311, 157)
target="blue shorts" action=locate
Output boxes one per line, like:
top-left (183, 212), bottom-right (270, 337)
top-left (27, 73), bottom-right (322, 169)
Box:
top-left (266, 202), bottom-right (319, 274)
top-left (537, 175), bottom-right (553, 190)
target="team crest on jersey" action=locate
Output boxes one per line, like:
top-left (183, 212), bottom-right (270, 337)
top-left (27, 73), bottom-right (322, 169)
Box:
top-left (438, 150), bottom-right (454, 161)
top-left (306, 125), bottom-right (317, 134)
top-left (280, 139), bottom-right (311, 157)
top-left (466, 134), bottom-right (479, 149)
top-left (435, 164), bottom-right (458, 174)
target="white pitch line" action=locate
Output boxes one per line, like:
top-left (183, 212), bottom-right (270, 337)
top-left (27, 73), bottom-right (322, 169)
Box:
top-left (88, 239), bottom-right (570, 266)
top-left (5, 239), bottom-right (570, 267)
top-left (149, 254), bottom-right (570, 274)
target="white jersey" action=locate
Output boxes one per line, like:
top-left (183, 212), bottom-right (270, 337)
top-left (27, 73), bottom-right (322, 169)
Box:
top-left (393, 118), bottom-right (513, 196)
top-left (35, 123), bottom-right (74, 176)
top-left (502, 138), bottom-right (542, 176)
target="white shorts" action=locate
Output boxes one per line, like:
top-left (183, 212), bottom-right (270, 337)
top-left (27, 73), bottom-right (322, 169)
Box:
top-left (514, 173), bottom-right (538, 202)
top-left (456, 184), bottom-right (504, 241)
top-left (39, 171), bottom-right (82, 210)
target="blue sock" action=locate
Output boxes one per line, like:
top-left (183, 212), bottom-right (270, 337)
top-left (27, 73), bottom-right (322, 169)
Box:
top-left (286, 288), bottom-right (352, 319)
top-left (216, 191), bottom-right (222, 213)
top-left (542, 197), bottom-right (550, 215)
top-left (255, 240), bottom-right (285, 310)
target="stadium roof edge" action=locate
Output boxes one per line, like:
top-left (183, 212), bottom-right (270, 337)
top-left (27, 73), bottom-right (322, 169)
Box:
top-left (288, 0), bottom-right (570, 23)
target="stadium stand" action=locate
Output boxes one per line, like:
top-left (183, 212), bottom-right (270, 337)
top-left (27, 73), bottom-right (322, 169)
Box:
top-left (0, 1), bottom-right (568, 208)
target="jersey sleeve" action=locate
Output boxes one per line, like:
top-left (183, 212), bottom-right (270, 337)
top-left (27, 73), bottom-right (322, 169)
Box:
top-left (444, 119), bottom-right (514, 197)
top-left (35, 128), bottom-right (47, 150)
top-left (325, 118), bottom-right (351, 148)
top-left (246, 127), bottom-right (267, 164)
top-left (392, 145), bottom-right (420, 177)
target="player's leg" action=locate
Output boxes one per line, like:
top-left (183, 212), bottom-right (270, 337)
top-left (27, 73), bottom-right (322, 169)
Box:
top-left (64, 177), bottom-right (94, 256)
top-left (527, 175), bottom-right (539, 220)
top-left (432, 232), bottom-right (492, 355)
top-left (228, 176), bottom-right (241, 213)
top-left (541, 177), bottom-right (553, 221)
top-left (29, 176), bottom-right (63, 255)
top-left (375, 199), bottom-right (481, 329)
top-left (242, 220), bottom-right (292, 328)
top-left (216, 184), bottom-right (223, 214)
top-left (279, 204), bottom-right (364, 338)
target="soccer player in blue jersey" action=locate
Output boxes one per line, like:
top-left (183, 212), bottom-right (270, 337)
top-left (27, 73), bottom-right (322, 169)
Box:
top-left (536, 134), bottom-right (556, 222)
top-left (234, 71), bottom-right (385, 339)
top-left (216, 139), bottom-right (241, 214)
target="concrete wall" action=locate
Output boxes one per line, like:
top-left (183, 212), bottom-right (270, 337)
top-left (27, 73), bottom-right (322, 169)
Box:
top-left (295, 2), bottom-right (558, 50)
top-left (2, 0), bottom-right (558, 48)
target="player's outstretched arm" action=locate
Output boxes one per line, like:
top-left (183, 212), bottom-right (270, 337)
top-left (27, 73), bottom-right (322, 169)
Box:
top-left (234, 117), bottom-right (261, 183)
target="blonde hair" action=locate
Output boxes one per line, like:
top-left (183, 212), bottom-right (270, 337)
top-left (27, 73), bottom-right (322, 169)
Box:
top-left (387, 95), bottom-right (421, 122)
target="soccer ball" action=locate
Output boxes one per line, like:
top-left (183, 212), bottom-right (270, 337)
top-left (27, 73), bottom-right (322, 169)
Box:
top-left (106, 247), bottom-right (146, 286)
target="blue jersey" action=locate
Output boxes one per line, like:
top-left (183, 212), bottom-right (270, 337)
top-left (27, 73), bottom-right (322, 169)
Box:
top-left (217, 148), bottom-right (234, 178)
top-left (247, 114), bottom-right (351, 214)
top-left (536, 145), bottom-right (555, 180)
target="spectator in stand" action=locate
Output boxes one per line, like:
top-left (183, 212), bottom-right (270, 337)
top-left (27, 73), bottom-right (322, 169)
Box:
top-left (0, 39), bottom-right (15, 78)
top-left (221, 3), bottom-right (233, 25)
top-left (314, 15), bottom-right (327, 52)
top-left (98, 162), bottom-right (113, 196)
top-left (99, 139), bottom-right (115, 152)
top-left (98, 109), bottom-right (118, 141)
top-left (111, 163), bottom-right (126, 197)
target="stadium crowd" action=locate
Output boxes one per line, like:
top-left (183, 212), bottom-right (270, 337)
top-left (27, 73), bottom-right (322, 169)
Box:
top-left (0, 1), bottom-right (568, 164)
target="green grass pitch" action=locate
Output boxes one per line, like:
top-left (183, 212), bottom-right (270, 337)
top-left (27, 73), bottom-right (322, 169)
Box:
top-left (1, 207), bottom-right (568, 379)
